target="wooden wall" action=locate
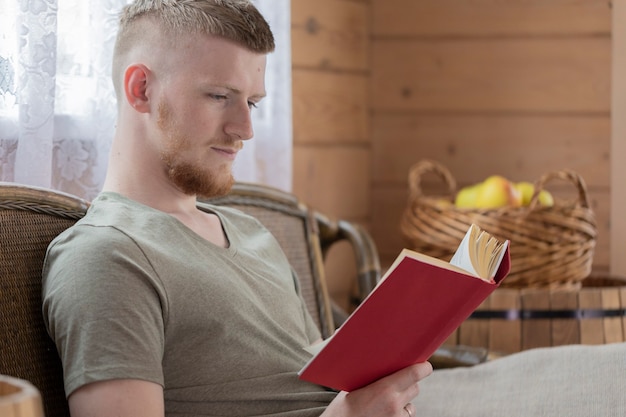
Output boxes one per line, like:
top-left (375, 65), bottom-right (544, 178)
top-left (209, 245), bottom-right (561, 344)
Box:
top-left (291, 0), bottom-right (616, 309)
top-left (291, 0), bottom-right (371, 310)
top-left (612, 1), bottom-right (626, 275)
top-left (369, 0), bottom-right (612, 270)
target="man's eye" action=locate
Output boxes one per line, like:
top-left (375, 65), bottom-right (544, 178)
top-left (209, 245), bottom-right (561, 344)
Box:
top-left (210, 94), bottom-right (228, 101)
top-left (248, 101), bottom-right (258, 109)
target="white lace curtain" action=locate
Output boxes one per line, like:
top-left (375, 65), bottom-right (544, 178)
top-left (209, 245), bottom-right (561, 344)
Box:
top-left (0, 0), bottom-right (292, 200)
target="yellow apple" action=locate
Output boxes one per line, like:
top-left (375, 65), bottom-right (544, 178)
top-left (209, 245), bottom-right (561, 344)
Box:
top-left (454, 184), bottom-right (480, 208)
top-left (514, 181), bottom-right (535, 206)
top-left (475, 175), bottom-right (522, 209)
top-left (538, 189), bottom-right (554, 207)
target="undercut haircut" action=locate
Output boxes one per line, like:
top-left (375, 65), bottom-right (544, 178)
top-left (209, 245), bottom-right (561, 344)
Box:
top-left (112, 0), bottom-right (275, 98)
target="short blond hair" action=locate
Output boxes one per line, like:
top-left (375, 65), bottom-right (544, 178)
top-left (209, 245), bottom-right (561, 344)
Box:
top-left (112, 0), bottom-right (275, 98)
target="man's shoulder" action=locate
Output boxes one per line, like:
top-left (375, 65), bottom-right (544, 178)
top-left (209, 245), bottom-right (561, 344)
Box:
top-left (47, 193), bottom-right (155, 255)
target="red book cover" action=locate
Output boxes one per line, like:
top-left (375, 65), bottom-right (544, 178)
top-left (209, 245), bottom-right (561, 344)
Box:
top-left (298, 244), bottom-right (511, 392)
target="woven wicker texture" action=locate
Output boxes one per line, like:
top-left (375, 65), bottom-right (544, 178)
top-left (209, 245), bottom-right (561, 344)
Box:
top-left (0, 185), bottom-right (87, 417)
top-left (400, 160), bottom-right (597, 289)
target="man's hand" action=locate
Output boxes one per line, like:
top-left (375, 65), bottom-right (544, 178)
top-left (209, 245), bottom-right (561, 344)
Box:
top-left (68, 379), bottom-right (164, 417)
top-left (321, 361), bottom-right (433, 417)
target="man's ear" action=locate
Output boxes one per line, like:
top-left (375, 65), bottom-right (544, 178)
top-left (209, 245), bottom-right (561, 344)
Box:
top-left (124, 64), bottom-right (152, 113)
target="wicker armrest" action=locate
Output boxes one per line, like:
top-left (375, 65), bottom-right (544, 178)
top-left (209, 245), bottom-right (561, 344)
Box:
top-left (316, 214), bottom-right (381, 306)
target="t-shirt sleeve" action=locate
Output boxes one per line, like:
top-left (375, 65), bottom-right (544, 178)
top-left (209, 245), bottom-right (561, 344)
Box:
top-left (42, 224), bottom-right (167, 397)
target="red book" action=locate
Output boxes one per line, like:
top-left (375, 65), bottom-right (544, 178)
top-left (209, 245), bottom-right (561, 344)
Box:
top-left (298, 224), bottom-right (511, 392)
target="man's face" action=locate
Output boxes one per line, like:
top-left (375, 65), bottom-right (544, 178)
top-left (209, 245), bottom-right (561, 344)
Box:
top-left (153, 35), bottom-right (267, 198)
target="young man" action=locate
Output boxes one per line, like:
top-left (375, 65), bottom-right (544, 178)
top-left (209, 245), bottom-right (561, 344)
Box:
top-left (42, 1), bottom-right (432, 416)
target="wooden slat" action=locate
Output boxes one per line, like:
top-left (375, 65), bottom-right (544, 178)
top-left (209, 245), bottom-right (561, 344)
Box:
top-left (371, 38), bottom-right (610, 112)
top-left (488, 289), bottom-right (521, 354)
top-left (291, 0), bottom-right (369, 71)
top-left (369, 186), bottom-right (409, 268)
top-left (550, 290), bottom-right (580, 346)
top-left (292, 70), bottom-right (368, 144)
top-left (0, 376), bottom-right (44, 417)
top-left (371, 113), bottom-right (610, 187)
top-left (621, 287), bottom-right (626, 340)
top-left (611, 0), bottom-right (626, 276)
top-left (372, 0), bottom-right (611, 37)
top-left (601, 288), bottom-right (624, 343)
top-left (521, 290), bottom-right (552, 349)
top-left (293, 146), bottom-right (370, 219)
top-left (578, 288), bottom-right (605, 344)
top-left (457, 297), bottom-right (491, 350)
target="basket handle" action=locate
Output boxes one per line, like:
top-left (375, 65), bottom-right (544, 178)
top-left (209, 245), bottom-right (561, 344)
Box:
top-left (407, 159), bottom-right (457, 200)
top-left (529, 169), bottom-right (591, 210)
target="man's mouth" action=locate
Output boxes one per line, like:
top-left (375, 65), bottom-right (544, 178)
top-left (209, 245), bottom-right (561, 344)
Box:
top-left (212, 144), bottom-right (241, 160)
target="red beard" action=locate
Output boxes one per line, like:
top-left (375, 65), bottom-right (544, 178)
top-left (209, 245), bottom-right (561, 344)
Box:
top-left (157, 100), bottom-right (236, 198)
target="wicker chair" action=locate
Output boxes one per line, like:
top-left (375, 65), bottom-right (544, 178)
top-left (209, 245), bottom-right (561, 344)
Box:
top-left (0, 181), bottom-right (381, 417)
top-left (0, 183), bottom-right (87, 417)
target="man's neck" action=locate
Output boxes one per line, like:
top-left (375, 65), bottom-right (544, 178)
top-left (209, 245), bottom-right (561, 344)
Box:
top-left (103, 171), bottom-right (229, 248)
top-left (103, 174), bottom-right (198, 215)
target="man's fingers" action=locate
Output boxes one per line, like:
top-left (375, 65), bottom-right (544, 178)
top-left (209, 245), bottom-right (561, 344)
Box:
top-left (404, 361), bottom-right (433, 386)
top-left (367, 361), bottom-right (433, 397)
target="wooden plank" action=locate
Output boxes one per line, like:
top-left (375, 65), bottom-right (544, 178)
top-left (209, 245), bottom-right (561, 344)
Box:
top-left (371, 113), bottom-right (610, 188)
top-left (14, 395), bottom-right (44, 417)
top-left (291, 0), bottom-right (369, 71)
top-left (369, 186), bottom-right (412, 267)
top-left (293, 146), bottom-right (370, 219)
top-left (371, 38), bottom-right (610, 113)
top-left (622, 287), bottom-right (626, 342)
top-left (292, 69), bottom-right (368, 144)
top-left (521, 289), bottom-right (552, 349)
top-left (579, 288), bottom-right (605, 344)
top-left (372, 0), bottom-right (611, 37)
top-left (488, 289), bottom-right (521, 354)
top-left (370, 185), bottom-right (611, 271)
top-left (0, 377), bottom-right (43, 417)
top-left (458, 297), bottom-right (491, 351)
top-left (0, 403), bottom-right (11, 417)
top-left (611, 0), bottom-right (626, 276)
top-left (550, 290), bottom-right (580, 346)
top-left (601, 288), bottom-right (624, 343)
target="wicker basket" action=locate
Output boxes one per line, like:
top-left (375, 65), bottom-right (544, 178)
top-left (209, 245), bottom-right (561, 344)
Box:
top-left (400, 159), bottom-right (597, 289)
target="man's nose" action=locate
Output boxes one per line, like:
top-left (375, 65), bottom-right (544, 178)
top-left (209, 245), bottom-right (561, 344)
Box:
top-left (225, 101), bottom-right (254, 140)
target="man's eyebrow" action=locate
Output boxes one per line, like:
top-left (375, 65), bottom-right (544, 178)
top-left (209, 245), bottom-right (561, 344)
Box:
top-left (223, 84), bottom-right (267, 100)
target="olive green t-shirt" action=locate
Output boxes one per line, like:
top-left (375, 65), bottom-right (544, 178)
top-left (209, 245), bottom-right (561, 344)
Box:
top-left (42, 192), bottom-right (336, 416)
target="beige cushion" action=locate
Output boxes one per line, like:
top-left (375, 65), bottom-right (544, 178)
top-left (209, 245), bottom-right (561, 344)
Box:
top-left (413, 342), bottom-right (626, 416)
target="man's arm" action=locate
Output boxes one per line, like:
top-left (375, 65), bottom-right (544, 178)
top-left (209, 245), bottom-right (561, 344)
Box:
top-left (67, 363), bottom-right (431, 417)
top-left (68, 379), bottom-right (164, 417)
